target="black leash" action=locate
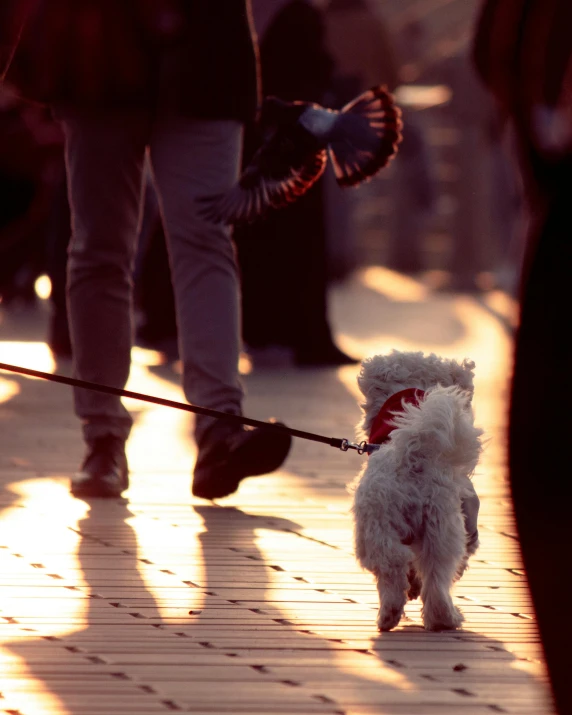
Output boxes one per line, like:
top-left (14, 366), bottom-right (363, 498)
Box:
top-left (0, 361), bottom-right (379, 455)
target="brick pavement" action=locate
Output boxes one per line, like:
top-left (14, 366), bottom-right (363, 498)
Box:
top-left (0, 269), bottom-right (552, 715)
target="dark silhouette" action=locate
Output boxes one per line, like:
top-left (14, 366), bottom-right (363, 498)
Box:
top-left (323, 0), bottom-right (399, 102)
top-left (44, 172), bottom-right (73, 360)
top-left (0, 88), bottom-right (64, 307)
top-left (133, 175), bottom-right (179, 361)
top-left (474, 1), bottom-right (572, 713)
top-left (388, 18), bottom-right (437, 276)
top-left (236, 0), bottom-right (358, 367)
top-left (1, 0), bottom-right (292, 501)
top-left (322, 0), bottom-right (401, 280)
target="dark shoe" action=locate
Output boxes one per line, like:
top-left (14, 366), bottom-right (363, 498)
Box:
top-left (295, 344), bottom-right (359, 367)
top-left (71, 435), bottom-right (129, 498)
top-left (192, 419), bottom-right (292, 500)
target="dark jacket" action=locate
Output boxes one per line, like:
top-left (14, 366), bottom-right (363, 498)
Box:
top-left (0, 0), bottom-right (260, 122)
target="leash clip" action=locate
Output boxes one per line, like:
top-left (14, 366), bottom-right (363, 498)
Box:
top-left (340, 439), bottom-right (380, 455)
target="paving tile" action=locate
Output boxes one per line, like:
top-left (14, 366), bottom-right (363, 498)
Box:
top-left (0, 278), bottom-right (554, 715)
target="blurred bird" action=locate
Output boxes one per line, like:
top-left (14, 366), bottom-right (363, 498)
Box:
top-left (199, 85), bottom-right (402, 224)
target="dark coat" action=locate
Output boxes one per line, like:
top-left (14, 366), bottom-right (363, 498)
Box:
top-left (235, 0), bottom-right (336, 354)
top-left (0, 0), bottom-right (260, 122)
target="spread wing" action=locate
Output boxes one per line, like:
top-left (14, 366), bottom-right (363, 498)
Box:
top-left (198, 127), bottom-right (328, 225)
top-left (327, 85), bottom-right (402, 188)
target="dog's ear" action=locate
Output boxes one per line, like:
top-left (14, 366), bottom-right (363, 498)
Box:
top-left (357, 357), bottom-right (389, 434)
top-left (356, 356), bottom-right (378, 397)
top-left (357, 352), bottom-right (402, 395)
top-left (450, 358), bottom-right (476, 395)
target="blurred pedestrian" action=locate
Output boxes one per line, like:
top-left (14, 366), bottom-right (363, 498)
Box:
top-left (323, 0), bottom-right (399, 102)
top-left (133, 171), bottom-right (179, 362)
top-left (44, 168), bottom-right (73, 360)
top-left (322, 0), bottom-right (400, 279)
top-left (235, 0), bottom-right (357, 367)
top-left (438, 38), bottom-right (498, 290)
top-left (474, 1), bottom-right (572, 712)
top-left (0, 88), bottom-right (40, 306)
top-left (484, 109), bottom-right (525, 296)
top-left (0, 84), bottom-right (64, 309)
top-left (1, 0), bottom-right (292, 501)
top-left (387, 19), bottom-right (436, 276)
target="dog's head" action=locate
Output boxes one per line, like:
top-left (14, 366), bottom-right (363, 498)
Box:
top-left (357, 350), bottom-right (476, 434)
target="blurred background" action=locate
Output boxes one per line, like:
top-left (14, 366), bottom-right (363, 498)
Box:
top-left (1, 0), bottom-right (522, 362)
top-left (2, 5), bottom-right (558, 713)
top-left (315, 0), bottom-right (523, 296)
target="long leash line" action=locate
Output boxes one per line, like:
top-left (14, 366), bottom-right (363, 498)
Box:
top-left (0, 361), bottom-right (379, 455)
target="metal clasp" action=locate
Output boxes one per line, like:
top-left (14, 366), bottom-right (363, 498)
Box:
top-left (340, 439), bottom-right (380, 455)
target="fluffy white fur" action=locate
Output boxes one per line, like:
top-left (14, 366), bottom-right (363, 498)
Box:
top-left (350, 350), bottom-right (483, 631)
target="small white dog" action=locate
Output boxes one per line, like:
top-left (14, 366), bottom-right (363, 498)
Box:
top-left (350, 351), bottom-right (483, 631)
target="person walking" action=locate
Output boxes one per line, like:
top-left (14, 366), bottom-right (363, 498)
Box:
top-left (1, 0), bottom-right (292, 501)
top-left (235, 0), bottom-right (357, 368)
top-left (322, 0), bottom-right (405, 278)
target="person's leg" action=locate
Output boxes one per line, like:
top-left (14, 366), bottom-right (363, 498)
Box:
top-left (59, 108), bottom-right (149, 495)
top-left (135, 218), bottom-right (179, 358)
top-left (134, 175), bottom-right (178, 359)
top-left (284, 183), bottom-right (357, 367)
top-left (149, 116), bottom-right (291, 498)
top-left (45, 167), bottom-right (72, 360)
top-left (149, 117), bottom-right (244, 439)
top-left (235, 179), bottom-right (356, 367)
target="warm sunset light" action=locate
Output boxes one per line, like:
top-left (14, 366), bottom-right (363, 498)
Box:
top-left (0, 480), bottom-right (88, 715)
top-left (1, 0), bottom-right (558, 705)
top-left (0, 281), bottom-right (550, 713)
top-left (359, 266), bottom-right (429, 302)
top-left (0, 376), bottom-right (20, 404)
top-left (0, 342), bottom-right (55, 374)
top-left (394, 84), bottom-right (452, 110)
top-left (34, 275), bottom-right (52, 301)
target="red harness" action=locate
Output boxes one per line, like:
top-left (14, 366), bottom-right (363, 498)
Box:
top-left (369, 388), bottom-right (426, 447)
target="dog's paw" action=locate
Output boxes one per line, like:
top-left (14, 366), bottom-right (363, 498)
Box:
top-left (424, 605), bottom-right (464, 631)
top-left (377, 605), bottom-right (404, 631)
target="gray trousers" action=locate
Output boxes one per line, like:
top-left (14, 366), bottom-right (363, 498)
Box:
top-left (58, 110), bottom-right (244, 443)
